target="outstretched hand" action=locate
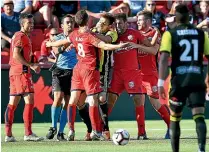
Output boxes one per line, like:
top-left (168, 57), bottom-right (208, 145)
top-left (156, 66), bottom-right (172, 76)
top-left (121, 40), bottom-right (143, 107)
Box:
top-left (158, 86), bottom-right (166, 100)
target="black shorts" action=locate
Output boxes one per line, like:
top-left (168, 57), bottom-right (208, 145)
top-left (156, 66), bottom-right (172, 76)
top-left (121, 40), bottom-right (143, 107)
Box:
top-left (169, 85), bottom-right (206, 113)
top-left (52, 68), bottom-right (73, 95)
top-left (100, 68), bottom-right (113, 92)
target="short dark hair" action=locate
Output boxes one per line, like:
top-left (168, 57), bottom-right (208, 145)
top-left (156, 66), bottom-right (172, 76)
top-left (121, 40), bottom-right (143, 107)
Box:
top-left (175, 4), bottom-right (189, 23)
top-left (101, 13), bottom-right (115, 25)
top-left (61, 14), bottom-right (74, 24)
top-left (75, 10), bottom-right (88, 27)
top-left (19, 13), bottom-right (33, 25)
top-left (137, 11), bottom-right (152, 20)
top-left (114, 13), bottom-right (127, 22)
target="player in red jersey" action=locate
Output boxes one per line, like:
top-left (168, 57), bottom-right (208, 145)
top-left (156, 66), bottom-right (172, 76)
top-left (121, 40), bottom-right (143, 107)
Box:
top-left (4, 13), bottom-right (44, 142)
top-left (107, 13), bottom-right (158, 140)
top-left (46, 10), bottom-right (129, 141)
top-left (135, 11), bottom-right (170, 139)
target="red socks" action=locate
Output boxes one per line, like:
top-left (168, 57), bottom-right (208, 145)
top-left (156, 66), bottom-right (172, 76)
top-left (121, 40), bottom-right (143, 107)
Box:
top-left (5, 104), bottom-right (17, 136)
top-left (67, 104), bottom-right (76, 131)
top-left (135, 105), bottom-right (146, 135)
top-left (89, 106), bottom-right (101, 132)
top-left (23, 104), bottom-right (34, 136)
top-left (158, 105), bottom-right (170, 128)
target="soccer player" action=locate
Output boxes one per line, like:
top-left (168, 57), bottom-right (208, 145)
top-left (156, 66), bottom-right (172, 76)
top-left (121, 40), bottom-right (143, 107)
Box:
top-left (46, 10), bottom-right (129, 140)
top-left (158, 4), bottom-right (209, 152)
top-left (134, 11), bottom-right (170, 139)
top-left (45, 15), bottom-right (78, 141)
top-left (107, 13), bottom-right (158, 140)
top-left (4, 13), bottom-right (44, 142)
top-left (74, 13), bottom-right (118, 140)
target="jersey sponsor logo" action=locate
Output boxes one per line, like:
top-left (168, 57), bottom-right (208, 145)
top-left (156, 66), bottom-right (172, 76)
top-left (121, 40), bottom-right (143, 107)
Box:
top-left (176, 66), bottom-right (201, 74)
top-left (128, 35), bottom-right (133, 40)
top-left (128, 81), bottom-right (135, 88)
top-left (138, 50), bottom-right (148, 56)
top-left (177, 29), bottom-right (198, 36)
top-left (152, 86), bottom-right (158, 92)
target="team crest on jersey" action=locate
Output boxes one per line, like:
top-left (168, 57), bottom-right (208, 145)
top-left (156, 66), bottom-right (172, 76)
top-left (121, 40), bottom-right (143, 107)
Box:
top-left (152, 86), bottom-right (158, 92)
top-left (128, 35), bottom-right (133, 40)
top-left (128, 81), bottom-right (135, 88)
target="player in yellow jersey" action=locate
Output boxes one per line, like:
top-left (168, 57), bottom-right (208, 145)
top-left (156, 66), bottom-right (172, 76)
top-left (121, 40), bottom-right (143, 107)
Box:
top-left (158, 4), bottom-right (209, 152)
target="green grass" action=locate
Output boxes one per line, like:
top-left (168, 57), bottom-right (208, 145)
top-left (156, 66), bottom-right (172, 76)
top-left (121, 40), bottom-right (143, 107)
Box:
top-left (1, 120), bottom-right (209, 152)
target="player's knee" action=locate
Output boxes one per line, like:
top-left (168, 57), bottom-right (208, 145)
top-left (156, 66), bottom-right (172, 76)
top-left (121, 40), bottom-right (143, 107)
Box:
top-left (108, 93), bottom-right (117, 105)
top-left (149, 97), bottom-right (161, 110)
top-left (98, 92), bottom-right (106, 103)
top-left (86, 95), bottom-right (99, 106)
top-left (133, 94), bottom-right (144, 106)
top-left (169, 97), bottom-right (184, 114)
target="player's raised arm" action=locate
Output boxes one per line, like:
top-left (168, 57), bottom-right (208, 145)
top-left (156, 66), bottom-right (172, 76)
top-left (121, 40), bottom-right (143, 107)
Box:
top-left (128, 42), bottom-right (159, 55)
top-left (97, 41), bottom-right (129, 51)
top-left (46, 39), bottom-right (70, 48)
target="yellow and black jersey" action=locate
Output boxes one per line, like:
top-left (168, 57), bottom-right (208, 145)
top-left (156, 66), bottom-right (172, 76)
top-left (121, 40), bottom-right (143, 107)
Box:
top-left (160, 24), bottom-right (209, 87)
top-left (91, 28), bottom-right (118, 74)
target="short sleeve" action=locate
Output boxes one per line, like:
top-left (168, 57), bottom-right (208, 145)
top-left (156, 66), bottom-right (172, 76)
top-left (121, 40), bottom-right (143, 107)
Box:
top-left (40, 40), bottom-right (49, 56)
top-left (88, 34), bottom-right (102, 47)
top-left (106, 30), bottom-right (118, 43)
top-left (204, 32), bottom-right (209, 55)
top-left (160, 31), bottom-right (172, 53)
top-left (12, 33), bottom-right (24, 49)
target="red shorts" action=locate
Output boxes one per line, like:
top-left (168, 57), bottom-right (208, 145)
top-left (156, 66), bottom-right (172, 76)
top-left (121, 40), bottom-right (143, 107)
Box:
top-left (109, 69), bottom-right (142, 95)
top-left (141, 72), bottom-right (159, 98)
top-left (9, 73), bottom-right (34, 96)
top-left (71, 68), bottom-right (103, 95)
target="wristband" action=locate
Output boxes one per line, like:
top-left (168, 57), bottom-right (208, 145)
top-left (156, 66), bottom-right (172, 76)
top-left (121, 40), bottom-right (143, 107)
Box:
top-left (157, 79), bottom-right (165, 87)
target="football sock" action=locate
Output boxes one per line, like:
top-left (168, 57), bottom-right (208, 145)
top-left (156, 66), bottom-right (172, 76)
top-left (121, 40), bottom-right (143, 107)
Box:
top-left (67, 104), bottom-right (76, 131)
top-left (99, 102), bottom-right (109, 131)
top-left (157, 105), bottom-right (170, 128)
top-left (78, 104), bottom-right (92, 133)
top-left (193, 114), bottom-right (206, 152)
top-left (51, 106), bottom-right (61, 129)
top-left (5, 104), bottom-right (16, 136)
top-left (23, 104), bottom-right (34, 136)
top-left (58, 109), bottom-right (67, 133)
top-left (89, 106), bottom-right (100, 132)
top-left (135, 105), bottom-right (146, 135)
top-left (170, 115), bottom-right (181, 152)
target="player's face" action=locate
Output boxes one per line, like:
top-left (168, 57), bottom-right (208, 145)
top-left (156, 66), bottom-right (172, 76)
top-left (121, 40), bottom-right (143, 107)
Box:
top-left (96, 17), bottom-right (110, 34)
top-left (137, 15), bottom-right (147, 31)
top-left (22, 18), bottom-right (34, 33)
top-left (115, 19), bottom-right (127, 35)
top-left (62, 17), bottom-right (75, 33)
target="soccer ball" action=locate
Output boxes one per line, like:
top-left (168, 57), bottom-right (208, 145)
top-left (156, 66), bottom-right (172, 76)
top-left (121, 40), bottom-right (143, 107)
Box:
top-left (112, 129), bottom-right (130, 145)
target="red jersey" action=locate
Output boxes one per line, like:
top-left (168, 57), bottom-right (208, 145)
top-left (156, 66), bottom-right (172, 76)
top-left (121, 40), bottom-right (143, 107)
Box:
top-left (68, 29), bottom-right (102, 70)
top-left (138, 27), bottom-right (161, 75)
top-left (9, 31), bottom-right (32, 76)
top-left (114, 28), bottom-right (145, 70)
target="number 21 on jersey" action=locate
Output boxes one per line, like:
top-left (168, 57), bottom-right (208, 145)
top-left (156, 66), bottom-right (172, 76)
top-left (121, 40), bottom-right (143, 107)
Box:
top-left (78, 43), bottom-right (85, 57)
top-left (179, 39), bottom-right (198, 61)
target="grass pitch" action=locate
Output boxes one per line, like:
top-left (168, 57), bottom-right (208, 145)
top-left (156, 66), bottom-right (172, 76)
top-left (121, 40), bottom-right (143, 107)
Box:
top-left (1, 120), bottom-right (209, 152)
